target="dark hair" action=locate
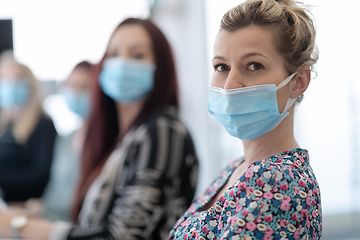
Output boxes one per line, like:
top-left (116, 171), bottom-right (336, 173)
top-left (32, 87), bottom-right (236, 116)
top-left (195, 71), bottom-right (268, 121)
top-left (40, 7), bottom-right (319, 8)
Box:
top-left (72, 18), bottom-right (179, 220)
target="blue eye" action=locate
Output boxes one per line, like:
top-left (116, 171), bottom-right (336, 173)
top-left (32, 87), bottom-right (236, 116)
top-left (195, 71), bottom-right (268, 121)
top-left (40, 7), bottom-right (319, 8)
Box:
top-left (247, 62), bottom-right (265, 71)
top-left (215, 64), bottom-right (229, 72)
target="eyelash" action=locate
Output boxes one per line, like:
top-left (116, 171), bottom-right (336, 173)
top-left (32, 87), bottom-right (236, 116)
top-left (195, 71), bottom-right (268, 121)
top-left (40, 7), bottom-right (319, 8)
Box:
top-left (214, 64), bottom-right (229, 72)
top-left (214, 62), bottom-right (265, 73)
top-left (246, 62), bottom-right (265, 71)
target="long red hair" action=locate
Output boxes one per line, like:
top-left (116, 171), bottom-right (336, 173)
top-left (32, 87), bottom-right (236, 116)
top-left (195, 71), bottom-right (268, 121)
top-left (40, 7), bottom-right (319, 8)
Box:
top-left (72, 18), bottom-right (179, 220)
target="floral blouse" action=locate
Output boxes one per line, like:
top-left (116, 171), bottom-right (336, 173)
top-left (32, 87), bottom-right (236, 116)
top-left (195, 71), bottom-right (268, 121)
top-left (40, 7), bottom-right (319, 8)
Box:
top-left (169, 148), bottom-right (322, 240)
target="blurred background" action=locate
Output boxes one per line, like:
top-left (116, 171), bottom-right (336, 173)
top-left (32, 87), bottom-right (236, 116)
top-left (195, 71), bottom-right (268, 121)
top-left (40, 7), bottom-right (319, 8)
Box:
top-left (0, 0), bottom-right (359, 238)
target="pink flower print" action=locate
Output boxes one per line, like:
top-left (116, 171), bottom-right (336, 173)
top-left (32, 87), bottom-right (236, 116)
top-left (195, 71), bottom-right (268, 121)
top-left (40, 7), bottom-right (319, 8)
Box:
top-left (235, 204), bottom-right (243, 212)
top-left (266, 227), bottom-right (274, 235)
top-left (280, 183), bottom-right (289, 191)
top-left (256, 178), bottom-right (265, 187)
top-left (228, 217), bottom-right (237, 225)
top-left (192, 230), bottom-right (198, 237)
top-left (294, 186), bottom-right (299, 194)
top-left (294, 230), bottom-right (300, 240)
top-left (218, 221), bottom-right (224, 230)
top-left (298, 179), bottom-right (306, 188)
top-left (312, 211), bottom-right (316, 218)
top-left (264, 214), bottom-right (273, 223)
top-left (246, 222), bottom-right (257, 231)
top-left (246, 187), bottom-right (254, 195)
top-left (280, 219), bottom-right (288, 228)
top-left (241, 209), bottom-right (249, 216)
top-left (202, 225), bottom-right (210, 234)
top-left (282, 195), bottom-right (291, 203)
top-left (280, 202), bottom-right (291, 211)
top-left (219, 196), bottom-right (226, 202)
top-left (245, 170), bottom-right (254, 178)
top-left (300, 209), bottom-right (308, 219)
top-left (287, 166), bottom-right (294, 178)
top-left (292, 212), bottom-right (299, 222)
top-left (273, 186), bottom-right (279, 192)
top-left (306, 196), bottom-right (313, 206)
top-left (263, 233), bottom-right (272, 240)
top-left (239, 182), bottom-right (247, 190)
top-left (312, 228), bottom-right (317, 239)
top-left (230, 190), bottom-right (235, 197)
top-left (263, 192), bottom-right (274, 200)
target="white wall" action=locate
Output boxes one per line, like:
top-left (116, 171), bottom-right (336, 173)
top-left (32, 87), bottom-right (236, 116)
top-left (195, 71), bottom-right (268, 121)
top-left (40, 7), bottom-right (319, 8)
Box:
top-left (151, 0), bottom-right (223, 196)
top-left (0, 0), bottom-right (150, 81)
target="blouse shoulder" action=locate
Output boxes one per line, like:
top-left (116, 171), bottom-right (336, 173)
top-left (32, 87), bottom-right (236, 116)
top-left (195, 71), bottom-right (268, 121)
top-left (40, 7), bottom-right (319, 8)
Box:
top-left (143, 106), bottom-right (190, 137)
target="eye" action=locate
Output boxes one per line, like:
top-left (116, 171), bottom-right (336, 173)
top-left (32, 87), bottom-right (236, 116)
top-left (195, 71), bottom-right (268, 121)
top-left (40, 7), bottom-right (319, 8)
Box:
top-left (132, 53), bottom-right (145, 60)
top-left (247, 62), bottom-right (265, 71)
top-left (214, 64), bottom-right (230, 72)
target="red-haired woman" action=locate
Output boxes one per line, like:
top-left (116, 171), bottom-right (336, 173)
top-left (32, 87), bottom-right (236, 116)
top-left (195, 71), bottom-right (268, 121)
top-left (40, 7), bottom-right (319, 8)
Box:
top-left (0, 18), bottom-right (199, 240)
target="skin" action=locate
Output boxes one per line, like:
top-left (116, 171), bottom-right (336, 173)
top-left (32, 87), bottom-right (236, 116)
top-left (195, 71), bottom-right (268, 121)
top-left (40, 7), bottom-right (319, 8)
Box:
top-left (0, 64), bottom-right (23, 80)
top-left (65, 68), bottom-right (93, 151)
top-left (0, 64), bottom-right (32, 116)
top-left (66, 68), bottom-right (92, 92)
top-left (0, 24), bottom-right (156, 239)
top-left (200, 26), bottom-right (311, 211)
top-left (106, 24), bottom-right (155, 135)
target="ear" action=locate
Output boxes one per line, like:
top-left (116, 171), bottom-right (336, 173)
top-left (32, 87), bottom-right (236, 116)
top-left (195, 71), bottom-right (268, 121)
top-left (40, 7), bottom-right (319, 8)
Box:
top-left (290, 65), bottom-right (311, 98)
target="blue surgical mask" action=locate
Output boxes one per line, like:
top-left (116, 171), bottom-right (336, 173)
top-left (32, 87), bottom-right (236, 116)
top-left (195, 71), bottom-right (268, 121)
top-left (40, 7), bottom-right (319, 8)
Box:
top-left (62, 87), bottom-right (91, 119)
top-left (99, 57), bottom-right (156, 104)
top-left (208, 73), bottom-right (297, 140)
top-left (0, 79), bottom-right (31, 110)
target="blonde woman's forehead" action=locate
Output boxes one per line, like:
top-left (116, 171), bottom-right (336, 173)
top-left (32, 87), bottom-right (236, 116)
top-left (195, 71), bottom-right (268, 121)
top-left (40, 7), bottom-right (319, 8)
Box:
top-left (214, 26), bottom-right (284, 63)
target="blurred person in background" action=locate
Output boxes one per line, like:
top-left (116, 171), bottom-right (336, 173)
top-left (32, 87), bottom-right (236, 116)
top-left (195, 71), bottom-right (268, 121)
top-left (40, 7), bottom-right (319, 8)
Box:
top-left (0, 51), bottom-right (57, 203)
top-left (0, 18), bottom-right (198, 240)
top-left (25, 61), bottom-right (93, 222)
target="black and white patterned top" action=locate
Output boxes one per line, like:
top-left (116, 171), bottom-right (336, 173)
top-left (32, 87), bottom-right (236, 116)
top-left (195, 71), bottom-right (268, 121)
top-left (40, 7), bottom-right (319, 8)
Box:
top-left (50, 107), bottom-right (199, 240)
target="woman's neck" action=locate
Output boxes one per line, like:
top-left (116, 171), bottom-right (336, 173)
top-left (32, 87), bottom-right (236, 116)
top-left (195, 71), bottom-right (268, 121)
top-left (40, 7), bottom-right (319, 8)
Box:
top-left (242, 107), bottom-right (299, 165)
top-left (116, 101), bottom-right (145, 136)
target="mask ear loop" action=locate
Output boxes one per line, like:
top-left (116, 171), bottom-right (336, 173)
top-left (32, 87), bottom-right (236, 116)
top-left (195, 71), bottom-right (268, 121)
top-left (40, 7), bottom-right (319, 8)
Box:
top-left (276, 72), bottom-right (297, 90)
top-left (276, 72), bottom-right (298, 113)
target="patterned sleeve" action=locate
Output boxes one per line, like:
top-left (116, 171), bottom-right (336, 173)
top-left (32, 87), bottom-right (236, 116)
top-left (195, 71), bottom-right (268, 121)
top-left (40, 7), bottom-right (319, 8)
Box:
top-left (214, 160), bottom-right (321, 240)
top-left (63, 116), bottom-right (198, 240)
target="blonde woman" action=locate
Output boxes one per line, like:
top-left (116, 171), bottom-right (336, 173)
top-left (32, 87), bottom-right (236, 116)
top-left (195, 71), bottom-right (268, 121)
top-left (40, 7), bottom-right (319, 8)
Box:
top-left (0, 52), bottom-right (57, 203)
top-left (170, 0), bottom-right (321, 239)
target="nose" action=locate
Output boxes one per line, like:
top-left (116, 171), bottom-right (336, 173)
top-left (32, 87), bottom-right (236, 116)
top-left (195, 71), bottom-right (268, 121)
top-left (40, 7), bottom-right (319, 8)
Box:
top-left (223, 69), bottom-right (244, 90)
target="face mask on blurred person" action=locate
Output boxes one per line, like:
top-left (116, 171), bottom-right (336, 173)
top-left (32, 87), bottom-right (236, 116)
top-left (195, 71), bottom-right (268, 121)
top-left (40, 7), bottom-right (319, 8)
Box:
top-left (62, 87), bottom-right (91, 119)
top-left (208, 72), bottom-right (297, 141)
top-left (99, 57), bottom-right (156, 104)
top-left (0, 78), bottom-right (31, 110)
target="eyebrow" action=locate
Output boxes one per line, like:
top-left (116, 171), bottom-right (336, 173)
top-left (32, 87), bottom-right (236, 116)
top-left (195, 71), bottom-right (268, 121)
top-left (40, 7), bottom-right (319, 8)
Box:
top-left (129, 43), bottom-right (151, 50)
top-left (241, 52), bottom-right (269, 60)
top-left (212, 52), bottom-right (269, 61)
top-left (212, 55), bottom-right (225, 61)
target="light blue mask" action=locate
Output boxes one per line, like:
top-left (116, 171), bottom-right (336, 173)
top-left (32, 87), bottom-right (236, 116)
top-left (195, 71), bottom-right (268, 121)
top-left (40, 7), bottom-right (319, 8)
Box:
top-left (62, 87), bottom-right (91, 119)
top-left (0, 79), bottom-right (31, 110)
top-left (208, 73), bottom-right (297, 140)
top-left (99, 57), bottom-right (156, 104)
